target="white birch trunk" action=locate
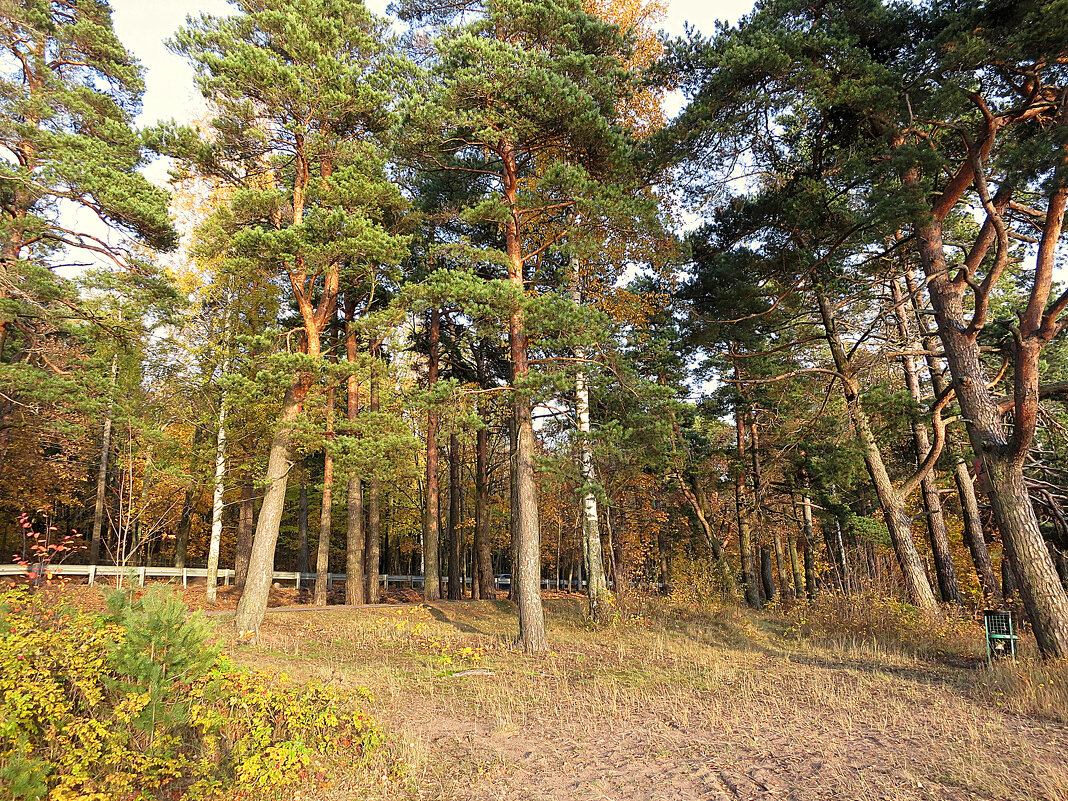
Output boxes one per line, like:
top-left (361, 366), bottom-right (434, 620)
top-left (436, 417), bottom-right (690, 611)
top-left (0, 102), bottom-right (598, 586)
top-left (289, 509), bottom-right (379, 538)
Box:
top-left (205, 395), bottom-right (228, 603)
top-left (571, 281), bottom-right (609, 618)
top-left (206, 306), bottom-right (232, 604)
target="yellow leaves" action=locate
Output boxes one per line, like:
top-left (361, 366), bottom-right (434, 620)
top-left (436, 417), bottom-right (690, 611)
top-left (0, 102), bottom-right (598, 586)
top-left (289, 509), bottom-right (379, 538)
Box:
top-left (0, 587), bottom-right (382, 798)
top-left (599, 284), bottom-right (667, 332)
top-left (583, 0), bottom-right (669, 138)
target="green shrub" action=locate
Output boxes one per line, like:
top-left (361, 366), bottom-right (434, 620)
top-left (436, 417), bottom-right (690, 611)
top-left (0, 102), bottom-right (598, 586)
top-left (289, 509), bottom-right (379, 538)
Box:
top-left (0, 587), bottom-right (380, 800)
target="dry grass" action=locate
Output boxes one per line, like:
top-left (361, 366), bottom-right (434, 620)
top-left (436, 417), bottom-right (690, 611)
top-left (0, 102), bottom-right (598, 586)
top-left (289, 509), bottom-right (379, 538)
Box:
top-left (784, 592), bottom-right (986, 661)
top-left (974, 658), bottom-right (1068, 724)
top-left (198, 597), bottom-right (1068, 801)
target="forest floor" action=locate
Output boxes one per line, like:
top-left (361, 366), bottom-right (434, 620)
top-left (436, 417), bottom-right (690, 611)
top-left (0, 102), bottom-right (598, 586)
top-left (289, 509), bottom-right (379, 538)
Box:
top-left (181, 592), bottom-right (1068, 801)
top-left (42, 581), bottom-right (1068, 800)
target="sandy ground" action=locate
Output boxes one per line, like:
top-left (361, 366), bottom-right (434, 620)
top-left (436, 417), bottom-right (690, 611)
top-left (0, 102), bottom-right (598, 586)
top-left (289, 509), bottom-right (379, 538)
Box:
top-left (208, 600), bottom-right (1068, 801)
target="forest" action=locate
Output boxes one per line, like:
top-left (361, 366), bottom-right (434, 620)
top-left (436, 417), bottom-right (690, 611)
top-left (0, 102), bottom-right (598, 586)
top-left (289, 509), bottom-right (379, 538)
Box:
top-left (4, 0), bottom-right (1068, 798)
top-left (4, 0), bottom-right (1068, 652)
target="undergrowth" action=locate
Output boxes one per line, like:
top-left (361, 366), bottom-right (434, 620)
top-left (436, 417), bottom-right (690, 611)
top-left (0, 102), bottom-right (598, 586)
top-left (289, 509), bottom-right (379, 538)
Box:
top-left (973, 658), bottom-right (1068, 724)
top-left (0, 585), bottom-right (381, 800)
top-left (786, 592), bottom-right (984, 660)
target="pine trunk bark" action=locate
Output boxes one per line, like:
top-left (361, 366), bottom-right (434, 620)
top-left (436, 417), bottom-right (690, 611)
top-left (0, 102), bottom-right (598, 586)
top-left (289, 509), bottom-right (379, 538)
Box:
top-left (174, 487), bottom-right (195, 570)
top-left (890, 278), bottom-right (961, 603)
top-left (344, 310), bottom-right (365, 605)
top-left (424, 307), bottom-right (442, 601)
top-left (760, 545), bottom-right (776, 602)
top-left (235, 477), bottom-right (254, 588)
top-left (503, 140), bottom-right (547, 653)
top-left (448, 433), bottom-right (462, 600)
top-left (734, 399), bottom-right (761, 608)
top-left (750, 418), bottom-right (792, 603)
top-left (234, 378), bottom-right (308, 636)
top-left (314, 384), bottom-right (335, 606)
top-left (233, 138), bottom-right (337, 636)
top-left (474, 420), bottom-right (495, 600)
top-left (366, 368), bottom-right (381, 604)
top-left (788, 529), bottom-right (805, 600)
top-left (904, 273), bottom-right (1001, 602)
top-left (916, 220), bottom-right (1068, 655)
top-left (815, 286), bottom-right (939, 610)
top-left (657, 523), bottom-right (671, 591)
top-left (297, 480), bottom-right (310, 575)
top-left (89, 354), bottom-right (118, 565)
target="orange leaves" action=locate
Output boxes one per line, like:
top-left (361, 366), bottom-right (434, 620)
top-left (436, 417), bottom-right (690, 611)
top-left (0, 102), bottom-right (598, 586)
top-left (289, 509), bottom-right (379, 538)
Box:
top-left (583, 0), bottom-right (668, 138)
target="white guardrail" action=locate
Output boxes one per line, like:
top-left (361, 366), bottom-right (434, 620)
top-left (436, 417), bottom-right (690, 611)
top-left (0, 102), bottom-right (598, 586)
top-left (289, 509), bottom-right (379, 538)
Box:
top-left (0, 564), bottom-right (586, 591)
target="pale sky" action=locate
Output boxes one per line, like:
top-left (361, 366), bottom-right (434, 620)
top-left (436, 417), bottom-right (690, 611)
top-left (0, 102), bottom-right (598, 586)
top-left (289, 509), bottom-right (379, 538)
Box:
top-left (109, 0), bottom-right (757, 130)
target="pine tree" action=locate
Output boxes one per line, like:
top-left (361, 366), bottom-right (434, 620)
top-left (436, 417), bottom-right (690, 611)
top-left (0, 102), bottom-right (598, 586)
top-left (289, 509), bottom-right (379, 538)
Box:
top-left (398, 0), bottom-right (657, 652)
top-left (662, 0), bottom-right (1068, 655)
top-left (163, 0), bottom-right (410, 637)
top-left (0, 1), bottom-right (176, 531)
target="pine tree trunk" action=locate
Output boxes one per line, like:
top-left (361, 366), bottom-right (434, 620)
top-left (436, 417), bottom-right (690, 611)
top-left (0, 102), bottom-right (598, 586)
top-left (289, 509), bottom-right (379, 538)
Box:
top-left (174, 485), bottom-right (195, 570)
top-left (1050, 545), bottom-right (1068, 592)
top-left (344, 305), bottom-right (365, 605)
top-left (474, 422), bottom-right (495, 600)
top-left (314, 385), bottom-right (335, 606)
top-left (234, 378), bottom-right (307, 636)
top-left (734, 401), bottom-right (761, 608)
top-left (498, 138), bottom-right (547, 652)
top-left (905, 272), bottom-right (1001, 602)
top-left (366, 369), bottom-right (381, 604)
top-left (749, 418), bottom-right (792, 603)
top-left (954, 458), bottom-right (1001, 600)
top-left (297, 479), bottom-right (310, 574)
top-left (732, 360), bottom-right (761, 607)
top-left (890, 278), bottom-right (961, 603)
top-left (233, 137), bottom-right (336, 636)
top-left (788, 529), bottom-right (805, 600)
top-left (657, 524), bottom-right (671, 591)
top-left (424, 307), bottom-right (442, 601)
top-left (205, 390), bottom-right (228, 604)
top-left (235, 477), bottom-right (254, 588)
top-left (89, 354), bottom-right (117, 565)
top-left (508, 415), bottom-right (519, 603)
top-left (1002, 552), bottom-right (1019, 602)
top-left (760, 545), bottom-right (776, 602)
top-left (916, 219), bottom-right (1068, 656)
top-left (447, 433), bottom-right (462, 600)
top-left (610, 503), bottom-right (626, 604)
top-left (815, 286), bottom-right (939, 610)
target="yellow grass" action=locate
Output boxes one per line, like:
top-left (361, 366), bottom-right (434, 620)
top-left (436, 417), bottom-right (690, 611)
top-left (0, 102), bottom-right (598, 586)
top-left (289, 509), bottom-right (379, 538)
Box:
top-left (201, 597), bottom-right (1068, 801)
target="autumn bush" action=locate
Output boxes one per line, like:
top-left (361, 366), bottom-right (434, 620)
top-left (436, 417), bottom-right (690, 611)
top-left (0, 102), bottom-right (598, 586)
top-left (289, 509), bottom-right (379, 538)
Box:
top-left (655, 554), bottom-right (739, 617)
top-left (0, 586), bottom-right (380, 801)
top-left (787, 592), bottom-right (984, 660)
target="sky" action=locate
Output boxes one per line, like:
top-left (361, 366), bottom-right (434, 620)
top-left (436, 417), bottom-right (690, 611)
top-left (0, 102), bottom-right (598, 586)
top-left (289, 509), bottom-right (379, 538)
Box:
top-left (109, 0), bottom-right (758, 132)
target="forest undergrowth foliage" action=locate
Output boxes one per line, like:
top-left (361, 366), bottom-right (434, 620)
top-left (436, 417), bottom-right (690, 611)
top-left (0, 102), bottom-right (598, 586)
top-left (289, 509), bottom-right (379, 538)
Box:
top-left (0, 586), bottom-right (381, 801)
top-left (786, 592), bottom-right (983, 661)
